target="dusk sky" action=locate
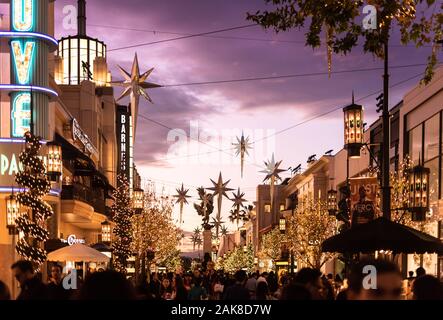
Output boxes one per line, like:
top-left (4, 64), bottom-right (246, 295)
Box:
top-left (52, 0), bottom-right (435, 249)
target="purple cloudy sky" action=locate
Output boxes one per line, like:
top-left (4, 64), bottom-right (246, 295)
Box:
top-left (52, 0), bottom-right (435, 250)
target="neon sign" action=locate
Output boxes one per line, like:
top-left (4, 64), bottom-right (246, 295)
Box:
top-left (11, 40), bottom-right (35, 84)
top-left (11, 93), bottom-right (31, 137)
top-left (12, 0), bottom-right (34, 32)
top-left (10, 0), bottom-right (35, 137)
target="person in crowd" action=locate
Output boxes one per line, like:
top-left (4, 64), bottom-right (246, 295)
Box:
top-left (160, 277), bottom-right (173, 300)
top-left (416, 267), bottom-right (426, 278)
top-left (412, 275), bottom-right (443, 300)
top-left (293, 268), bottom-right (324, 300)
top-left (47, 264), bottom-right (71, 300)
top-left (212, 275), bottom-right (224, 300)
top-left (347, 259), bottom-right (403, 300)
top-left (77, 270), bottom-right (135, 300)
top-left (245, 272), bottom-right (257, 299)
top-left (321, 275), bottom-right (335, 300)
top-left (183, 272), bottom-right (193, 292)
top-left (11, 260), bottom-right (49, 300)
top-left (268, 272), bottom-right (278, 295)
top-left (280, 283), bottom-right (312, 300)
top-left (135, 274), bottom-right (153, 300)
top-left (188, 277), bottom-right (208, 300)
top-left (255, 281), bottom-right (274, 300)
top-left (224, 270), bottom-right (250, 300)
top-left (257, 272), bottom-right (268, 284)
top-left (0, 280), bottom-right (11, 300)
top-left (172, 275), bottom-right (188, 300)
top-left (149, 272), bottom-right (161, 299)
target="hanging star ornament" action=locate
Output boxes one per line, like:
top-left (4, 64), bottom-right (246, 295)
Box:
top-left (173, 183), bottom-right (191, 225)
top-left (206, 172), bottom-right (233, 237)
top-left (231, 188), bottom-right (247, 226)
top-left (233, 132), bottom-right (253, 178)
top-left (260, 153), bottom-right (285, 210)
top-left (112, 53), bottom-right (161, 135)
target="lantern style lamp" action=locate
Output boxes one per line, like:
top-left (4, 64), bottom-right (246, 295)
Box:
top-left (408, 163), bottom-right (430, 222)
top-left (343, 101), bottom-right (364, 158)
top-left (46, 142), bottom-right (62, 180)
top-left (279, 216), bottom-right (286, 234)
top-left (327, 188), bottom-right (338, 216)
top-left (6, 194), bottom-right (20, 233)
top-left (133, 188), bottom-right (144, 213)
top-left (101, 220), bottom-right (111, 243)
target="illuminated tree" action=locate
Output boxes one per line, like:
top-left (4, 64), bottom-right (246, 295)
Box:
top-left (286, 201), bottom-right (336, 269)
top-left (259, 226), bottom-right (285, 265)
top-left (248, 0), bottom-right (442, 83)
top-left (111, 174), bottom-right (134, 273)
top-left (15, 132), bottom-right (53, 265)
top-left (131, 191), bottom-right (181, 273)
top-left (222, 244), bottom-right (255, 273)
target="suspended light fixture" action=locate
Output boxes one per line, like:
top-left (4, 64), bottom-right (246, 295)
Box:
top-left (408, 161), bottom-right (430, 222)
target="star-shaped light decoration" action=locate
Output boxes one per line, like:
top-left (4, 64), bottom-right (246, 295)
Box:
top-left (112, 53), bottom-right (161, 135)
top-left (230, 188), bottom-right (247, 226)
top-left (220, 225), bottom-right (229, 237)
top-left (232, 132), bottom-right (253, 178)
top-left (206, 172), bottom-right (233, 237)
top-left (211, 216), bottom-right (225, 244)
top-left (260, 153), bottom-right (285, 210)
top-left (173, 183), bottom-right (191, 226)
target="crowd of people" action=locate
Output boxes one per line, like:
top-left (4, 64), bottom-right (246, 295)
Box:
top-left (0, 259), bottom-right (442, 300)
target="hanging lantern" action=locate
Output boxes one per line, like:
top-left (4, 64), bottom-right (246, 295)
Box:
top-left (6, 194), bottom-right (20, 231)
top-left (101, 220), bottom-right (111, 243)
top-left (327, 188), bottom-right (338, 216)
top-left (133, 188), bottom-right (144, 211)
top-left (343, 102), bottom-right (364, 158)
top-left (408, 163), bottom-right (430, 222)
top-left (46, 142), bottom-right (62, 178)
top-left (279, 216), bottom-right (286, 234)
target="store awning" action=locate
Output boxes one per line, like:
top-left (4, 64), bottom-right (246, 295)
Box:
top-left (47, 243), bottom-right (110, 262)
top-left (55, 133), bottom-right (114, 193)
top-left (321, 217), bottom-right (443, 255)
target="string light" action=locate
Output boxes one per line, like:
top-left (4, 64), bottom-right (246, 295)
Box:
top-left (14, 131), bottom-right (54, 265)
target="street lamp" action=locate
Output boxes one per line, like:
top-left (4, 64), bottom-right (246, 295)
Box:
top-left (279, 216), bottom-right (286, 234)
top-left (6, 194), bottom-right (20, 234)
top-left (408, 162), bottom-right (430, 222)
top-left (327, 188), bottom-right (338, 216)
top-left (46, 142), bottom-right (62, 180)
top-left (343, 102), bottom-right (364, 158)
top-left (133, 188), bottom-right (144, 213)
top-left (101, 220), bottom-right (111, 243)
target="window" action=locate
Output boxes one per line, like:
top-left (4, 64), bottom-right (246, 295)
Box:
top-left (408, 125), bottom-right (422, 164)
top-left (264, 204), bottom-right (271, 213)
top-left (426, 158), bottom-right (439, 204)
top-left (424, 114), bottom-right (439, 161)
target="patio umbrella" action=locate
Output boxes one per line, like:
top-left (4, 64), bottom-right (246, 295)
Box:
top-left (47, 243), bottom-right (110, 262)
top-left (322, 217), bottom-right (443, 255)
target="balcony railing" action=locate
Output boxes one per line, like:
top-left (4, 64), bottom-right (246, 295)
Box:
top-left (61, 183), bottom-right (107, 215)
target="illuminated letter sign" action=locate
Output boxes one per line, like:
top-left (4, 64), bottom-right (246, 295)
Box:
top-left (11, 40), bottom-right (35, 84)
top-left (116, 106), bottom-right (130, 184)
top-left (11, 93), bottom-right (31, 136)
top-left (12, 0), bottom-right (34, 32)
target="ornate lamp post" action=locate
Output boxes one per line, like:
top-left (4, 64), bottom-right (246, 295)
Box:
top-left (101, 220), bottom-right (111, 244)
top-left (408, 162), bottom-right (430, 222)
top-left (6, 194), bottom-right (20, 234)
top-left (327, 188), bottom-right (338, 216)
top-left (46, 142), bottom-right (62, 180)
top-left (133, 188), bottom-right (144, 214)
top-left (343, 101), bottom-right (364, 158)
top-left (279, 216), bottom-right (286, 234)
